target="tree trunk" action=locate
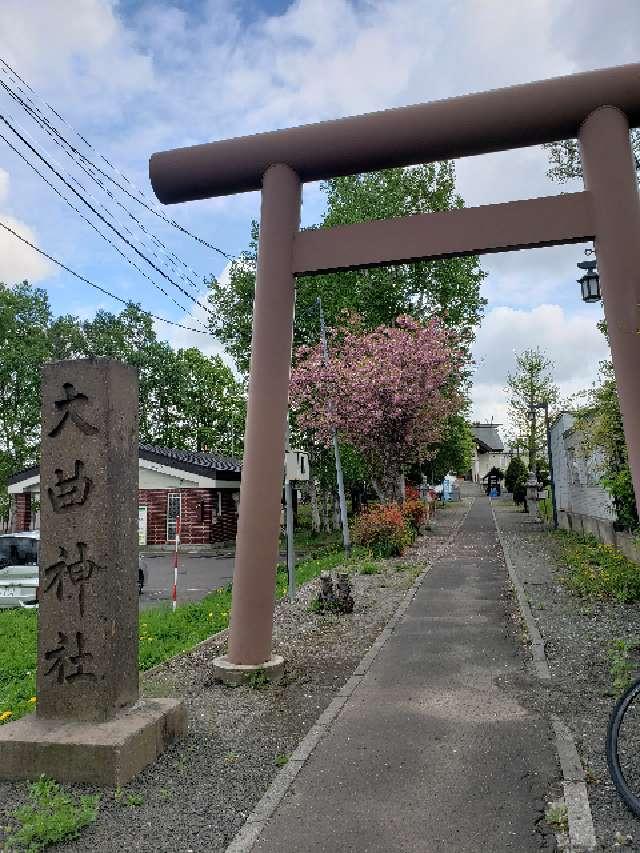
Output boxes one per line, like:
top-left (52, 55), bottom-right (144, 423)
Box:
top-left (332, 492), bottom-right (341, 530)
top-left (320, 487), bottom-right (331, 532)
top-left (309, 479), bottom-right (321, 535)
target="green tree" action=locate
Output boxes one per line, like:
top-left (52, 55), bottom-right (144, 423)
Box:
top-left (208, 163), bottom-right (486, 374)
top-left (506, 348), bottom-right (559, 471)
top-left (505, 456), bottom-right (527, 494)
top-left (171, 348), bottom-right (245, 455)
top-left (0, 282), bottom-right (51, 519)
top-left (424, 414), bottom-right (475, 482)
top-left (544, 132), bottom-right (640, 182)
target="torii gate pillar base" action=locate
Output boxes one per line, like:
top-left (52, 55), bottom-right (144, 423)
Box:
top-left (212, 654), bottom-right (285, 687)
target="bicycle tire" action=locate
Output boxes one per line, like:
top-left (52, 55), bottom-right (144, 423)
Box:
top-left (607, 678), bottom-right (640, 817)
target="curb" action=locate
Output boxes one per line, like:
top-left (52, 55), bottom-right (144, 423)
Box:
top-left (225, 498), bottom-right (474, 853)
top-left (491, 501), bottom-right (596, 852)
top-left (490, 502), bottom-right (551, 681)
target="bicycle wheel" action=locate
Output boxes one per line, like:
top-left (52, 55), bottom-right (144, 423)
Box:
top-left (607, 678), bottom-right (640, 817)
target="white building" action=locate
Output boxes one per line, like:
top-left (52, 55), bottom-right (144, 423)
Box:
top-left (469, 423), bottom-right (514, 483)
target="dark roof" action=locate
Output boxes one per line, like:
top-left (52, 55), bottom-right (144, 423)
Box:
top-left (7, 465), bottom-right (39, 487)
top-left (139, 444), bottom-right (241, 477)
top-left (471, 424), bottom-right (504, 453)
top-left (7, 445), bottom-right (242, 487)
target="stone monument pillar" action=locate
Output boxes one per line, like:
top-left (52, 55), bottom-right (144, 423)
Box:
top-left (0, 359), bottom-right (185, 785)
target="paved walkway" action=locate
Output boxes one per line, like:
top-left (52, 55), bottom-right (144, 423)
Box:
top-left (254, 495), bottom-right (558, 852)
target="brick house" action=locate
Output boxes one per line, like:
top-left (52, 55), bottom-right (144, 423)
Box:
top-left (7, 444), bottom-right (242, 548)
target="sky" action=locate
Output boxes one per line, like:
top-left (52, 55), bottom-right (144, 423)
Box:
top-left (0, 0), bottom-right (638, 440)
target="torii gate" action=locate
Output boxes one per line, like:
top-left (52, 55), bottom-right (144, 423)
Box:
top-left (150, 63), bottom-right (640, 678)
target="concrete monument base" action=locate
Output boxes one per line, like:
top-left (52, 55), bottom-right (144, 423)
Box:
top-left (212, 654), bottom-right (284, 686)
top-left (0, 698), bottom-right (185, 786)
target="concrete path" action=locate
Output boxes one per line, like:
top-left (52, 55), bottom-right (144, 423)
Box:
top-left (254, 496), bottom-right (558, 852)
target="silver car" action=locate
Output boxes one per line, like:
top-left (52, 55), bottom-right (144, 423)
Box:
top-left (0, 530), bottom-right (39, 609)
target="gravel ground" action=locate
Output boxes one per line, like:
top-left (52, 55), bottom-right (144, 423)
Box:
top-left (493, 495), bottom-right (640, 852)
top-left (0, 500), bottom-right (468, 853)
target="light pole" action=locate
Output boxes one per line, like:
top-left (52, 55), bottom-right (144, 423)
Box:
top-left (529, 401), bottom-right (557, 529)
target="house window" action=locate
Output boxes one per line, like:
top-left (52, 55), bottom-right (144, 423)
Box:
top-left (167, 493), bottom-right (181, 541)
top-left (217, 492), bottom-right (223, 516)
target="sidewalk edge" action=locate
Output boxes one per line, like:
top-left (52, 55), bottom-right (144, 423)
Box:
top-left (491, 501), bottom-right (596, 852)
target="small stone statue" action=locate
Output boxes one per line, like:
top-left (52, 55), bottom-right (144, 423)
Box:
top-left (335, 571), bottom-right (354, 614)
top-left (317, 571), bottom-right (338, 611)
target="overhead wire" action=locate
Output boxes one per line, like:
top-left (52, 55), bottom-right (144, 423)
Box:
top-left (0, 55), bottom-right (233, 261)
top-left (0, 76), bottom-right (205, 293)
top-left (0, 219), bottom-right (214, 336)
top-left (0, 111), bottom-right (216, 318)
top-left (0, 127), bottom-right (210, 330)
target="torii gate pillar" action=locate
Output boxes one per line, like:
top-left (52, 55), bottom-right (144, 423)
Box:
top-left (216, 164), bottom-right (301, 678)
top-left (579, 106), bottom-right (640, 512)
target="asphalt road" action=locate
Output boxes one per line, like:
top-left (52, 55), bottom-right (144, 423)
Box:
top-left (139, 553), bottom-right (235, 611)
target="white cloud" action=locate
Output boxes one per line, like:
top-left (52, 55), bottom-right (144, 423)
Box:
top-left (0, 167), bottom-right (55, 284)
top-left (471, 303), bottom-right (610, 426)
top-left (0, 213), bottom-right (54, 284)
top-left (0, 168), bottom-right (8, 204)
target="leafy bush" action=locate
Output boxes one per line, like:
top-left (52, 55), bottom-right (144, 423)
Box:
top-left (505, 457), bottom-right (527, 494)
top-left (512, 481), bottom-right (527, 507)
top-left (353, 503), bottom-right (412, 557)
top-left (557, 531), bottom-right (640, 603)
top-left (402, 497), bottom-right (426, 534)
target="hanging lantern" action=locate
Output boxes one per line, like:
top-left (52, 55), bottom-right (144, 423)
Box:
top-left (577, 260), bottom-right (601, 303)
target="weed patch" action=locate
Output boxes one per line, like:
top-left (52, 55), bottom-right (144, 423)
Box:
top-left (545, 801), bottom-right (568, 832)
top-left (3, 776), bottom-right (99, 852)
top-left (608, 637), bottom-right (640, 695)
top-left (555, 531), bottom-right (640, 603)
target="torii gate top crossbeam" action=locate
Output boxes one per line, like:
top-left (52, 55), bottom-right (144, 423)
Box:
top-left (150, 63), bottom-right (640, 203)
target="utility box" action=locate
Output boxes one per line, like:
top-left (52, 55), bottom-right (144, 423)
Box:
top-left (285, 450), bottom-right (309, 481)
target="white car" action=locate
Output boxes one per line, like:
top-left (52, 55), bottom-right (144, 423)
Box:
top-left (0, 530), bottom-right (39, 609)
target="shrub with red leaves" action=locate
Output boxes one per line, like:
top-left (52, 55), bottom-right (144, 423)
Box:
top-left (402, 497), bottom-right (427, 533)
top-left (353, 503), bottom-right (412, 557)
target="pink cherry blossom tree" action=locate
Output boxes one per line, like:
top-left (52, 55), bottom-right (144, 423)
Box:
top-left (290, 315), bottom-right (462, 501)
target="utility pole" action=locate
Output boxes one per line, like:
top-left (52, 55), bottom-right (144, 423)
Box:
top-left (529, 386), bottom-right (537, 472)
top-left (284, 418), bottom-right (296, 601)
top-left (540, 402), bottom-right (558, 529)
top-left (317, 297), bottom-right (351, 556)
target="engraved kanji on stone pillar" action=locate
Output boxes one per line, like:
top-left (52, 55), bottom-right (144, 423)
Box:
top-left (38, 359), bottom-right (139, 722)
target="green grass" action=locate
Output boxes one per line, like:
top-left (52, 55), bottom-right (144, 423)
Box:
top-left (0, 607), bottom-right (38, 725)
top-left (555, 530), bottom-right (640, 602)
top-left (3, 776), bottom-right (99, 852)
top-left (1, 546), bottom-right (355, 725)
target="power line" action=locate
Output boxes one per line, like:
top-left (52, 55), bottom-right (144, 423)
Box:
top-left (0, 128), bottom-right (209, 329)
top-left (0, 103), bottom-right (206, 309)
top-left (0, 218), bottom-right (214, 336)
top-left (0, 55), bottom-right (233, 261)
top-left (0, 77), bottom-right (204, 293)
top-left (0, 111), bottom-right (215, 317)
